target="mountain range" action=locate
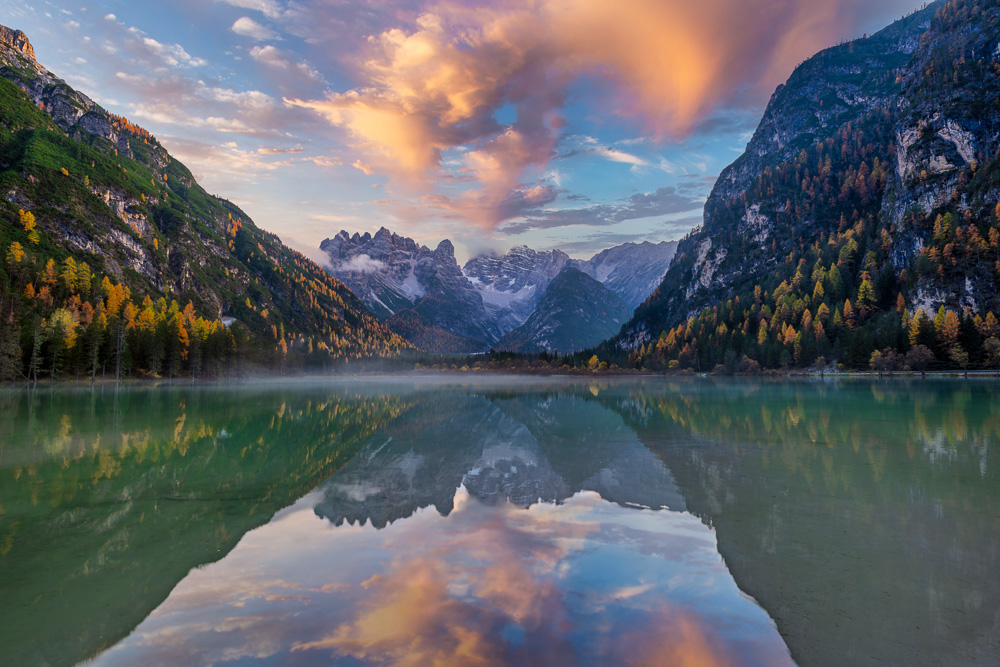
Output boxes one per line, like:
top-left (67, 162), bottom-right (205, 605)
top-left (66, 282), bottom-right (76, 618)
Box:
top-left (322, 229), bottom-right (677, 353)
top-left (6, 0), bottom-right (999, 375)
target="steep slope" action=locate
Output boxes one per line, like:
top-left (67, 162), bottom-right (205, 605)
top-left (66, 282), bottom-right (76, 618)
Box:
top-left (386, 239), bottom-right (500, 350)
top-left (575, 240), bottom-right (678, 310)
top-left (617, 0), bottom-right (1000, 371)
top-left (498, 267), bottom-right (631, 354)
top-left (0, 26), bottom-right (406, 379)
top-left (464, 241), bottom-right (678, 325)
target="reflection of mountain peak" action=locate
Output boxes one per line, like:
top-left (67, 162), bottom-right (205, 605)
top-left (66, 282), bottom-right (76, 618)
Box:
top-left (580, 442), bottom-right (686, 512)
top-left (463, 457), bottom-right (570, 508)
top-left (312, 395), bottom-right (685, 528)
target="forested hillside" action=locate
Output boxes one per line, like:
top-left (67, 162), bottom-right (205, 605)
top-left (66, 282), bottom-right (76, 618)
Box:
top-left (615, 0), bottom-right (1000, 373)
top-left (0, 27), bottom-right (406, 381)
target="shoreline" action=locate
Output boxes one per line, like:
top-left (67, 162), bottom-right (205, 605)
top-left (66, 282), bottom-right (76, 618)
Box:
top-left (4, 368), bottom-right (1000, 389)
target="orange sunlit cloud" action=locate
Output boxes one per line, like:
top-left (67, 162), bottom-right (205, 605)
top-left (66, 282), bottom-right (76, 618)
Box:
top-left (288, 0), bottom-right (888, 227)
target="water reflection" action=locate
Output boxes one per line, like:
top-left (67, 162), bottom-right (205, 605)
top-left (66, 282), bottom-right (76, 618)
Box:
top-left (611, 379), bottom-right (1000, 666)
top-left (0, 383), bottom-right (409, 667)
top-left (95, 488), bottom-right (789, 666)
top-left (1, 378), bottom-right (998, 666)
top-left (315, 394), bottom-right (686, 528)
top-left (87, 388), bottom-right (790, 665)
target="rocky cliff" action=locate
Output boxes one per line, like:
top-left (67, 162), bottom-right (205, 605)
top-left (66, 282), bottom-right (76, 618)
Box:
top-left (464, 245), bottom-right (572, 331)
top-left (321, 227), bottom-right (499, 351)
top-left (575, 240), bottom-right (678, 310)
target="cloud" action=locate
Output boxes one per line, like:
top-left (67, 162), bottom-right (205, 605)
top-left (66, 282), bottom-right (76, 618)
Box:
top-left (217, 0), bottom-right (285, 19)
top-left (352, 160), bottom-right (375, 175)
top-left (285, 0), bottom-right (914, 229)
top-left (108, 72), bottom-right (309, 140)
top-left (154, 136), bottom-right (299, 189)
top-left (231, 16), bottom-right (281, 41)
top-left (284, 9), bottom-right (566, 225)
top-left (250, 45), bottom-right (325, 87)
top-left (591, 147), bottom-right (649, 168)
top-left (90, 16), bottom-right (208, 72)
top-left (392, 183), bottom-right (562, 230)
top-left (501, 187), bottom-right (705, 235)
top-left (305, 156), bottom-right (344, 168)
top-left (258, 146), bottom-right (305, 155)
top-left (140, 36), bottom-right (207, 68)
top-left (332, 254), bottom-right (387, 274)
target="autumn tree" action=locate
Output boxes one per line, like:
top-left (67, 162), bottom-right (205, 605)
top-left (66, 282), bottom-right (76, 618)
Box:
top-left (6, 242), bottom-right (25, 265)
top-left (984, 337), bottom-right (1000, 375)
top-left (856, 276), bottom-right (877, 317)
top-left (949, 345), bottom-right (969, 377)
top-left (938, 309), bottom-right (960, 349)
top-left (905, 345), bottom-right (934, 376)
top-left (46, 309), bottom-right (78, 379)
top-left (19, 209), bottom-right (39, 244)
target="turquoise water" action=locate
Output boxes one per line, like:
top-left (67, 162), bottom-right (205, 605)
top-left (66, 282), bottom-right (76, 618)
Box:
top-left (1, 377), bottom-right (997, 665)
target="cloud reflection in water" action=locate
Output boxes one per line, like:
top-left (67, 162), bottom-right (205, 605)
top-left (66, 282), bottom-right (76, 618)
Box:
top-left (96, 485), bottom-right (791, 666)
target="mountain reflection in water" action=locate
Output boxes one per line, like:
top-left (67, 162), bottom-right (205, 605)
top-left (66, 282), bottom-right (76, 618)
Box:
top-left (90, 391), bottom-right (791, 666)
top-left (1, 377), bottom-right (998, 666)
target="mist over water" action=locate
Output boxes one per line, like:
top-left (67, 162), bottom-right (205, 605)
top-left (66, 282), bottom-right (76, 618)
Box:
top-left (1, 377), bottom-right (998, 666)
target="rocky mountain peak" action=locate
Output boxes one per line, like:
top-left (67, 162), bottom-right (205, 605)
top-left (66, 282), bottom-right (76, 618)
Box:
top-left (435, 239), bottom-right (456, 258)
top-left (497, 265), bottom-right (632, 355)
top-left (0, 25), bottom-right (35, 60)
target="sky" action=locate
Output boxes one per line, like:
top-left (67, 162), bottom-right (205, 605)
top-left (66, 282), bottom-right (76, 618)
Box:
top-left (2, 0), bottom-right (927, 263)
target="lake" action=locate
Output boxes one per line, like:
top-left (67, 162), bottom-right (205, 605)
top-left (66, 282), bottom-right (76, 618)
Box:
top-left (1, 377), bottom-right (998, 666)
